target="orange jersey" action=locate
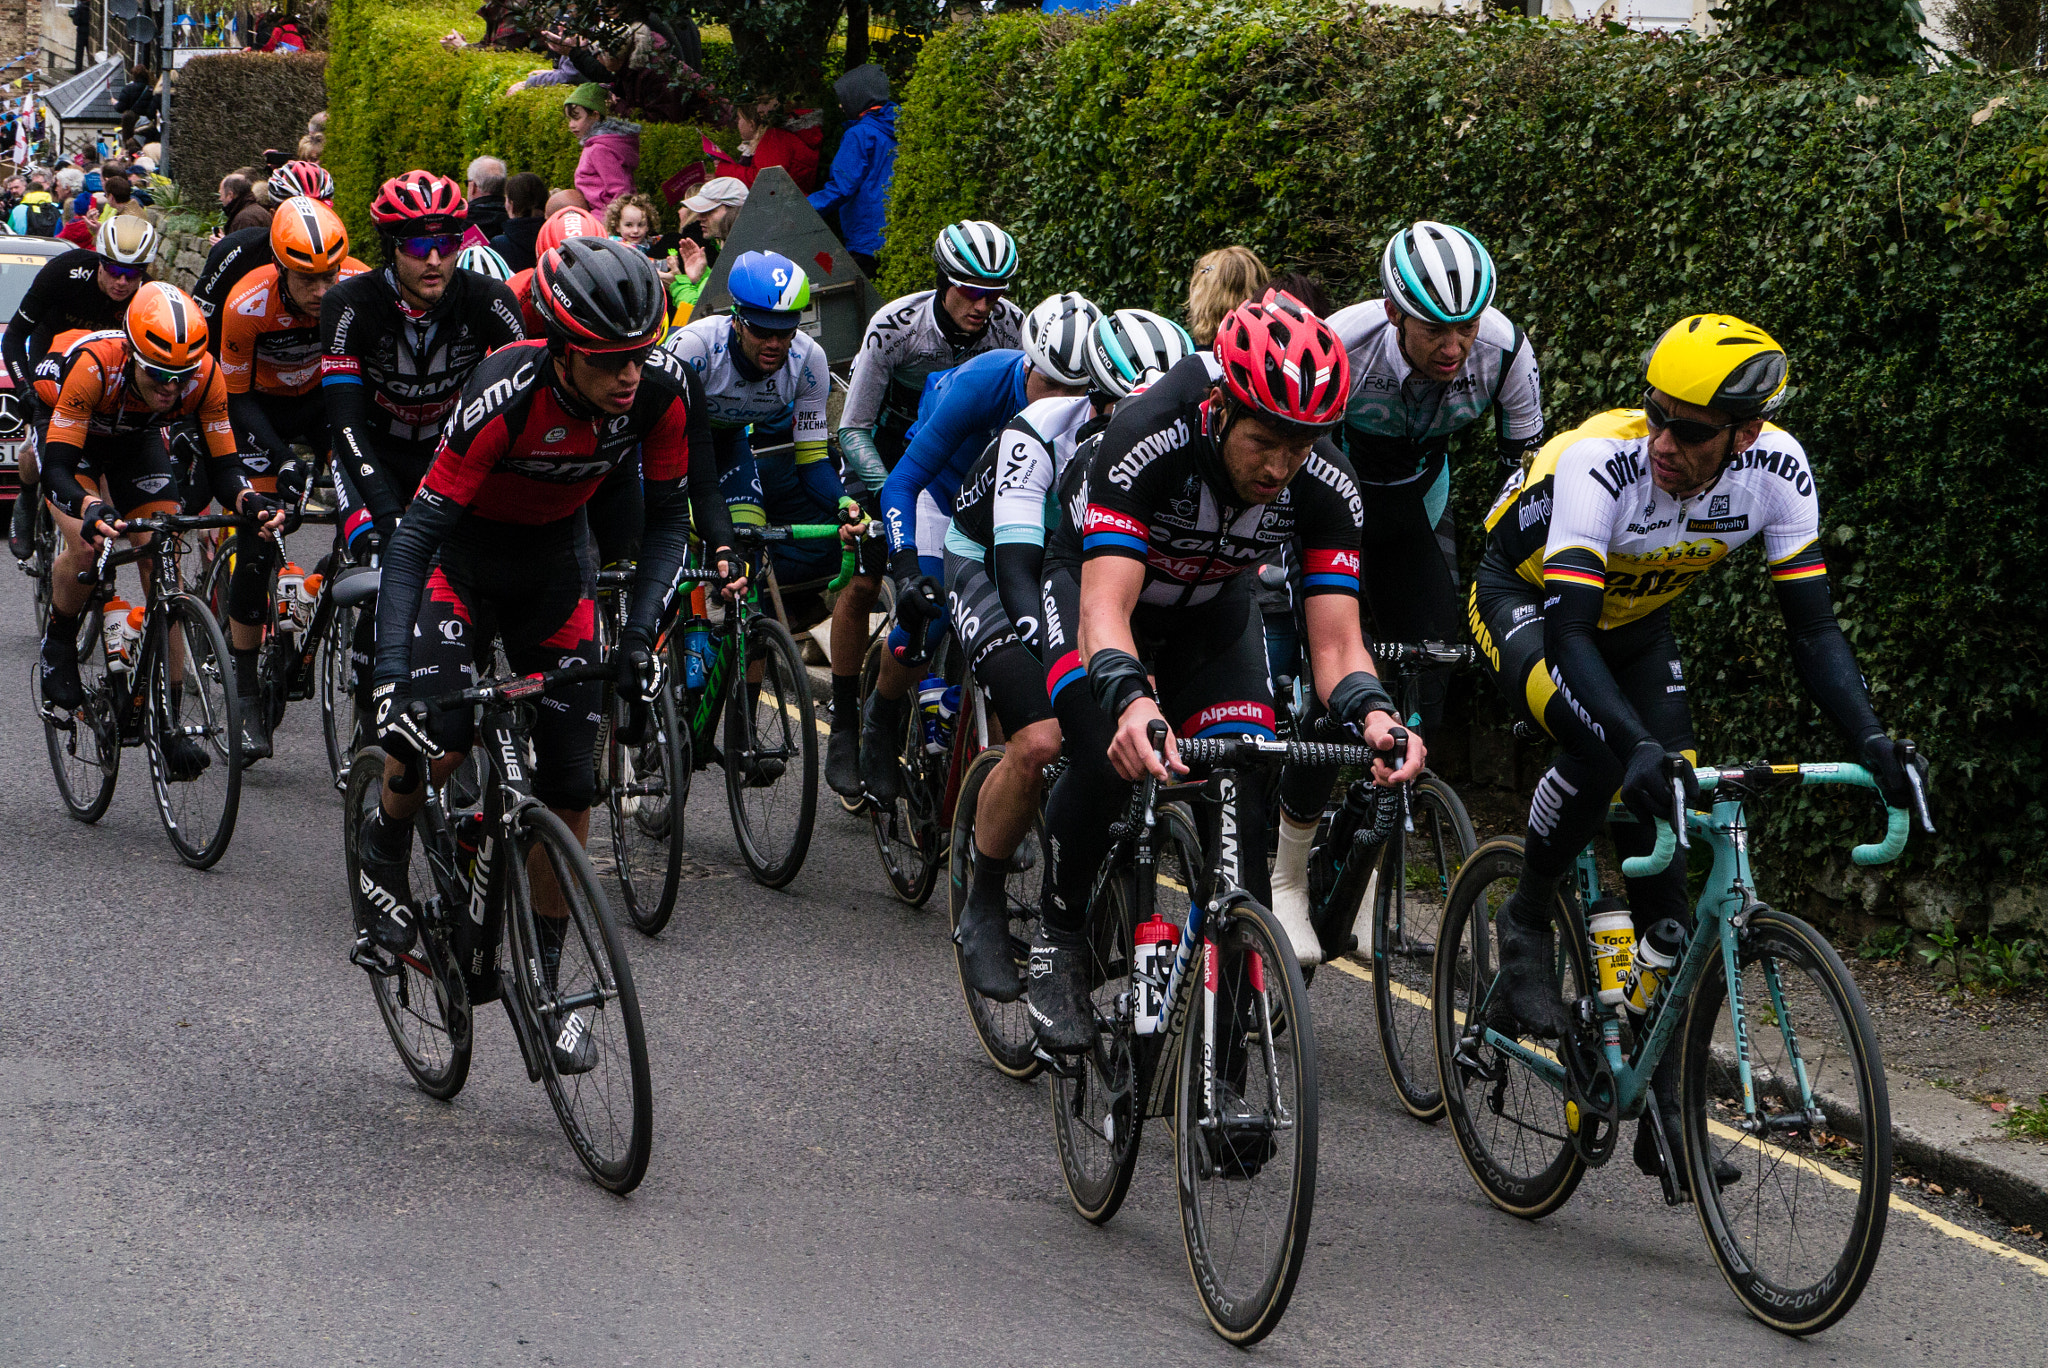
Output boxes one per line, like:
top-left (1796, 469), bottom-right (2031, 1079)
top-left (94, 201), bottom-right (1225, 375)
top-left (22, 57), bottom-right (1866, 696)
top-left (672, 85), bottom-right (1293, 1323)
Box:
top-left (46, 333), bottom-right (238, 460)
top-left (219, 259), bottom-right (369, 397)
top-left (30, 328), bottom-right (95, 408)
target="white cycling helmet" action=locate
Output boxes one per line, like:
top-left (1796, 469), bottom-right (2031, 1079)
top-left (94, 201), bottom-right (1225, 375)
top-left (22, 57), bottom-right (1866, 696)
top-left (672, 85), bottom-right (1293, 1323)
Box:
top-left (456, 244), bottom-right (514, 282)
top-left (932, 219), bottom-right (1018, 288)
top-left (1022, 292), bottom-right (1100, 388)
top-left (1084, 308), bottom-right (1196, 398)
top-left (96, 214), bottom-right (160, 267)
top-left (1380, 220), bottom-right (1495, 325)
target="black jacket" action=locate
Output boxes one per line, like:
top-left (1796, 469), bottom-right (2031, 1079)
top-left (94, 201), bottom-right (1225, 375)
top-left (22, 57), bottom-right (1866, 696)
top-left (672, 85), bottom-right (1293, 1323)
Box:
top-left (467, 193), bottom-right (508, 241)
top-left (491, 215), bottom-right (543, 273)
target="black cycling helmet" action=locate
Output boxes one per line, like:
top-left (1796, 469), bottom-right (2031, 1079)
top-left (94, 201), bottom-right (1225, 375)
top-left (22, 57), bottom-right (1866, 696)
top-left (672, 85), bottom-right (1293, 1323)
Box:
top-left (531, 236), bottom-right (668, 353)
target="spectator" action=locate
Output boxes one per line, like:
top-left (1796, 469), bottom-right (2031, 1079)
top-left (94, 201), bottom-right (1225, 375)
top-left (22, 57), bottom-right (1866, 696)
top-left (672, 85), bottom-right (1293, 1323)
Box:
top-left (491, 171), bottom-right (548, 271)
top-left (711, 97), bottom-right (822, 193)
top-left (57, 215), bottom-right (95, 248)
top-left (54, 166), bottom-right (84, 217)
top-left (8, 185), bottom-right (59, 236)
top-left (564, 83), bottom-right (639, 214)
top-left (1185, 245), bottom-right (1269, 346)
top-left (545, 186), bottom-right (589, 215)
top-left (605, 192), bottom-right (659, 253)
top-left (101, 171), bottom-right (147, 220)
top-left (236, 164), bottom-right (273, 210)
top-left (1269, 269), bottom-right (1332, 319)
top-left (807, 64), bottom-right (897, 277)
top-left (217, 172), bottom-right (271, 237)
top-left (69, 0), bottom-right (89, 71)
top-left (298, 133), bottom-right (323, 162)
top-left (466, 155), bottom-right (510, 238)
top-left (2, 177), bottom-right (22, 218)
top-left (115, 65), bottom-right (158, 147)
top-left (663, 174), bottom-right (745, 317)
top-left (241, 0), bottom-right (307, 51)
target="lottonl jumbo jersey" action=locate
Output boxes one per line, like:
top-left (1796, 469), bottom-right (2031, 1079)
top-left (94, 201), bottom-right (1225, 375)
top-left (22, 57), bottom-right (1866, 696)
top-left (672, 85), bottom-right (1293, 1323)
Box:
top-left (662, 315), bottom-right (829, 443)
top-left (1479, 408), bottom-right (1824, 629)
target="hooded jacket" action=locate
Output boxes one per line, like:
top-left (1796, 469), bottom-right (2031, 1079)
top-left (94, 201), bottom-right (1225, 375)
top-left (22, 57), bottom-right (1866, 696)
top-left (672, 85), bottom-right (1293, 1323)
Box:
top-left (8, 190), bottom-right (59, 235)
top-left (575, 117), bottom-right (642, 214)
top-left (808, 65), bottom-right (897, 257)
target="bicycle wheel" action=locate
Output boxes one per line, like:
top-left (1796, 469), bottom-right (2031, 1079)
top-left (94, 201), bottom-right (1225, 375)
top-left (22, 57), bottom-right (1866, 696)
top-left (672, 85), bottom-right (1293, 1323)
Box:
top-left (1433, 837), bottom-right (1587, 1218)
top-left (864, 636), bottom-right (943, 905)
top-left (319, 597), bottom-right (363, 787)
top-left (198, 525), bottom-right (236, 625)
top-left (1174, 896), bottom-right (1319, 1346)
top-left (41, 607), bottom-right (120, 822)
top-left (724, 615), bottom-right (818, 887)
top-left (507, 805), bottom-right (653, 1193)
top-left (1373, 774), bottom-right (1476, 1121)
top-left (597, 683), bottom-right (689, 936)
top-left (344, 748), bottom-right (472, 1100)
top-left (29, 498), bottom-right (56, 633)
top-left (948, 745), bottom-right (1043, 1079)
top-left (1682, 906), bottom-right (1890, 1335)
top-left (145, 592), bottom-right (242, 869)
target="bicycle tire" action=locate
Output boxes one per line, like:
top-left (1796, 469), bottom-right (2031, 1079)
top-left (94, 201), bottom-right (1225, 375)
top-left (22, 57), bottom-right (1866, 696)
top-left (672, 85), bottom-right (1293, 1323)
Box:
top-left (1373, 773), bottom-right (1476, 1121)
top-left (345, 748), bottom-right (473, 1099)
top-left (1433, 836), bottom-right (1587, 1219)
top-left (1174, 897), bottom-right (1319, 1346)
top-left (601, 683), bottom-right (689, 936)
top-left (41, 606), bottom-right (121, 822)
top-left (319, 596), bottom-right (362, 788)
top-left (146, 592), bottom-right (242, 869)
top-left (724, 615), bottom-right (818, 888)
top-left (948, 745), bottom-right (1043, 1080)
top-left (864, 634), bottom-right (943, 905)
top-left (507, 805), bottom-right (653, 1193)
top-left (1682, 906), bottom-right (1890, 1335)
top-left (29, 498), bottom-right (56, 633)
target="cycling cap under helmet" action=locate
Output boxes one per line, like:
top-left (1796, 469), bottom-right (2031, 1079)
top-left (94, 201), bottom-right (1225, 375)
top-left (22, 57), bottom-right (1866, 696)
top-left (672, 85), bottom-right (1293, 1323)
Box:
top-left (1021, 292), bottom-right (1100, 387)
top-left (532, 236), bottom-right (668, 353)
top-left (1642, 313), bottom-right (1787, 419)
top-left (126, 282), bottom-right (208, 372)
top-left (726, 250), bottom-right (812, 330)
top-left (1380, 220), bottom-right (1495, 326)
top-left (369, 171), bottom-right (466, 231)
top-left (536, 205), bottom-right (603, 258)
top-left (271, 197), bottom-right (350, 274)
top-left (269, 159), bottom-right (335, 206)
top-left (1213, 290), bottom-right (1349, 430)
top-left (456, 244), bottom-right (514, 282)
top-left (1085, 308), bottom-right (1196, 399)
top-left (932, 220), bottom-right (1018, 287)
top-left (96, 214), bottom-right (160, 267)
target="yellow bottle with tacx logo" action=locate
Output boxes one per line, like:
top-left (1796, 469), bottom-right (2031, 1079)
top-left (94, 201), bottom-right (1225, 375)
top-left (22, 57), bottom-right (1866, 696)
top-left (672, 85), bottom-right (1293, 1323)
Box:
top-left (1587, 898), bottom-right (1635, 1007)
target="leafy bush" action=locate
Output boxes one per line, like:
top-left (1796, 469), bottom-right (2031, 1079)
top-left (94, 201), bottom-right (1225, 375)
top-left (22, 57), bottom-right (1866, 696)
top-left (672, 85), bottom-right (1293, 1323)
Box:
top-left (168, 51), bottom-right (329, 196)
top-left (885, 2), bottom-right (2048, 919)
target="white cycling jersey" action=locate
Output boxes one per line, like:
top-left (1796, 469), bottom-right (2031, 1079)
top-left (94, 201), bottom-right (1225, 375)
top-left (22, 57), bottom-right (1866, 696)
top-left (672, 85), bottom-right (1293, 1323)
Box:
top-left (944, 393), bottom-right (1096, 561)
top-left (836, 289), bottom-right (1023, 488)
top-left (663, 315), bottom-right (829, 446)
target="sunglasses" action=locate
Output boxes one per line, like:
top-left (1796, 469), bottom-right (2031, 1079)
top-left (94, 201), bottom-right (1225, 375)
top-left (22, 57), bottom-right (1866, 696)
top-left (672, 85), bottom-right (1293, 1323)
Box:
top-left (949, 284), bottom-right (1006, 303)
top-left (572, 343), bottom-right (656, 373)
top-left (1642, 390), bottom-right (1739, 446)
top-left (137, 362), bottom-right (198, 386)
top-left (102, 262), bottom-right (146, 282)
top-left (395, 233), bottom-right (465, 261)
top-left (737, 318), bottom-right (798, 342)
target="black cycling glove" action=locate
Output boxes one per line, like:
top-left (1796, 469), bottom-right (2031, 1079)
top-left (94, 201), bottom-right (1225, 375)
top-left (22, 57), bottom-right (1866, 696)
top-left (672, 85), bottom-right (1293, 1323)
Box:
top-left (1860, 734), bottom-right (1928, 811)
top-left (1620, 740), bottom-right (1700, 827)
top-left (371, 681), bottom-right (433, 766)
top-left (618, 636), bottom-right (665, 704)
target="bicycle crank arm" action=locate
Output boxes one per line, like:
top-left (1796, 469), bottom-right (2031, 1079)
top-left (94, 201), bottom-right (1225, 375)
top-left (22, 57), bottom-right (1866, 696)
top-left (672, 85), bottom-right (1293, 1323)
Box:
top-left (497, 971), bottom-right (548, 1084)
top-left (1642, 1090), bottom-right (1688, 1207)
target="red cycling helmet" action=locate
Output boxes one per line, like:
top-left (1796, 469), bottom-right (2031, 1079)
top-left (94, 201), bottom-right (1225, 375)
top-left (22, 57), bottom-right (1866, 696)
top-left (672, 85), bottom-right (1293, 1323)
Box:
top-left (1212, 289), bottom-right (1349, 430)
top-left (269, 159), bottom-right (335, 206)
top-left (369, 171), bottom-right (467, 230)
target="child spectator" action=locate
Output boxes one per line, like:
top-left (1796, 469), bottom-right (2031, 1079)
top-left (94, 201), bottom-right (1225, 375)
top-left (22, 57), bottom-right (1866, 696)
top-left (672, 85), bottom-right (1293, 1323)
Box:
top-left (807, 64), bottom-right (897, 277)
top-left (605, 193), bottom-right (660, 254)
top-left (564, 83), bottom-right (640, 213)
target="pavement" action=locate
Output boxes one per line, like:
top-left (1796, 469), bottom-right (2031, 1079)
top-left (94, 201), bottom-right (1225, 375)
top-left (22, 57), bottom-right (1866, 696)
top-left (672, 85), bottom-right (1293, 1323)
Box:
top-left (5, 547), bottom-right (2048, 1365)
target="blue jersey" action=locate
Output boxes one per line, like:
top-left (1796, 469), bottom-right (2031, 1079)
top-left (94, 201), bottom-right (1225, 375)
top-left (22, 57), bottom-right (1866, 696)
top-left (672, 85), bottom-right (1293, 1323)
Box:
top-left (880, 349), bottom-right (1031, 560)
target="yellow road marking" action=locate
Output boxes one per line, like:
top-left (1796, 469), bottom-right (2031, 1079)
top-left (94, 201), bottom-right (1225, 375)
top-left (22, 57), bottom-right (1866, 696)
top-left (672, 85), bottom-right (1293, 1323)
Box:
top-left (1318, 963), bottom-right (2048, 1279)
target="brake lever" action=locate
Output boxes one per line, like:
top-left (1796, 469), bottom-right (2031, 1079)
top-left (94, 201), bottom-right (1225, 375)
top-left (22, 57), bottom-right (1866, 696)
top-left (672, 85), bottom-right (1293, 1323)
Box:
top-left (1669, 772), bottom-right (1691, 852)
top-left (1388, 725), bottom-right (1413, 833)
top-left (1902, 740), bottom-right (1935, 834)
top-left (1142, 718), bottom-right (1167, 832)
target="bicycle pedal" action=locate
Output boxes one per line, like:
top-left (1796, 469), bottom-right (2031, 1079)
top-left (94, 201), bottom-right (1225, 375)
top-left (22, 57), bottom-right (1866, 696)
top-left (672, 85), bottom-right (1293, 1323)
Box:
top-left (348, 936), bottom-right (401, 977)
top-left (1031, 1044), bottom-right (1086, 1079)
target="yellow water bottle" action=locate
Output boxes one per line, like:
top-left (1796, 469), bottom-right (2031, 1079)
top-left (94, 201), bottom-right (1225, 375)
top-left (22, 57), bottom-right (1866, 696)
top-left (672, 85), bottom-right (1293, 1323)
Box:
top-left (1587, 897), bottom-right (1635, 1007)
top-left (1624, 919), bottom-right (1688, 1017)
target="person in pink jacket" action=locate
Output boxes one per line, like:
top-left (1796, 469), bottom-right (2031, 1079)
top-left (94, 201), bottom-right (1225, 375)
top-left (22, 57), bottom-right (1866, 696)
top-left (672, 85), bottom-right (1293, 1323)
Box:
top-left (564, 83), bottom-right (641, 214)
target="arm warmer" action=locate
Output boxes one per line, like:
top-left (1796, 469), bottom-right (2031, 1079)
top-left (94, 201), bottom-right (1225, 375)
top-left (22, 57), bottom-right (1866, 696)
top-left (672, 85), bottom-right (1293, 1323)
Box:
top-left (1087, 646), bottom-right (1154, 724)
top-left (991, 541), bottom-right (1047, 653)
top-left (838, 426), bottom-right (887, 494)
top-left (1773, 571), bottom-right (1884, 743)
top-left (1540, 549), bottom-right (1655, 755)
top-left (371, 484), bottom-right (464, 689)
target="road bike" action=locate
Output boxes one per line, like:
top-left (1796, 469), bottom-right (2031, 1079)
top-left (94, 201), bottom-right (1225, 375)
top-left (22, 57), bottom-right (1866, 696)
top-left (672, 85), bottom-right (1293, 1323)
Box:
top-left (1433, 755), bottom-right (1932, 1333)
top-left (39, 511), bottom-right (246, 867)
top-left (343, 659), bottom-right (653, 1193)
top-left (1048, 724), bottom-right (1381, 1344)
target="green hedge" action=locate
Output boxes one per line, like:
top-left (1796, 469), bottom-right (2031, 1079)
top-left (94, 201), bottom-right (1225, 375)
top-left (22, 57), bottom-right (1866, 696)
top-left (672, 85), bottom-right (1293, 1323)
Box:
top-left (324, 0), bottom-right (741, 255)
top-left (168, 51), bottom-right (329, 198)
top-left (885, 3), bottom-right (2048, 924)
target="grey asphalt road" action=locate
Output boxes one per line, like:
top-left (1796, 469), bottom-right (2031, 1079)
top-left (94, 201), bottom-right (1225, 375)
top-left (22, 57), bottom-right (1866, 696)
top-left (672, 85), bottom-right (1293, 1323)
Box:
top-left (3, 554), bottom-right (2044, 1367)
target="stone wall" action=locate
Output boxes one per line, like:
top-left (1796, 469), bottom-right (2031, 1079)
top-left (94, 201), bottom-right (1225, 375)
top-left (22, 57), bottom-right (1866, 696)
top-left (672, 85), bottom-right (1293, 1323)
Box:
top-left (159, 224), bottom-right (211, 292)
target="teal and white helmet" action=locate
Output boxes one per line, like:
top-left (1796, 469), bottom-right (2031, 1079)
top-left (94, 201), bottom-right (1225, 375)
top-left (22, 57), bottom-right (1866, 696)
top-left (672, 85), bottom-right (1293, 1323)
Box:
top-left (1380, 220), bottom-right (1495, 325)
top-left (1084, 308), bottom-right (1196, 399)
top-left (456, 244), bottom-right (513, 282)
top-left (932, 219), bottom-right (1018, 288)
top-left (1022, 292), bottom-right (1100, 387)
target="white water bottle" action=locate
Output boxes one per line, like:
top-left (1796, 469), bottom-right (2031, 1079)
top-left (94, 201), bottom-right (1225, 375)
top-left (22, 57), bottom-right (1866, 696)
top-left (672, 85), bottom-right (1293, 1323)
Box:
top-left (1133, 915), bottom-right (1182, 1035)
top-left (102, 597), bottom-right (133, 673)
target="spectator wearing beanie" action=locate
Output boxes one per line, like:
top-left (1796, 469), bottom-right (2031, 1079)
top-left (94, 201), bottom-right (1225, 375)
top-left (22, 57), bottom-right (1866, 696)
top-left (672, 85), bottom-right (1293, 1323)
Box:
top-left (564, 83), bottom-right (639, 215)
top-left (807, 64), bottom-right (897, 277)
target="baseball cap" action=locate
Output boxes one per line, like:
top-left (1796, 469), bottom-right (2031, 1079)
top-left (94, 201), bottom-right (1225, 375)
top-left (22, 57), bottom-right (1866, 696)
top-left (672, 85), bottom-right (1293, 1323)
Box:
top-left (682, 176), bottom-right (749, 215)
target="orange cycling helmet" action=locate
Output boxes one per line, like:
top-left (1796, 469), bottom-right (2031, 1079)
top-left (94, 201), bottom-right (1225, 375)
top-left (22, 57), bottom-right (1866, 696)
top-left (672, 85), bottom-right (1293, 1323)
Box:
top-left (271, 196), bottom-right (351, 274)
top-left (126, 282), bottom-right (209, 373)
top-left (535, 205), bottom-right (603, 258)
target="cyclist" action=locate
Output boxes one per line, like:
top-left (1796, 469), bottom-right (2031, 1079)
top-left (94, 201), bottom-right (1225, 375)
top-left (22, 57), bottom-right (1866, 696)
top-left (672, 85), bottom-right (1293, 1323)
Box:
top-left (355, 241), bottom-right (743, 1068)
top-left (35, 283), bottom-right (282, 781)
top-left (194, 160), bottom-right (337, 329)
top-left (456, 243), bottom-right (515, 283)
top-left (943, 305), bottom-right (1194, 999)
top-left (1028, 292), bottom-right (1424, 1048)
top-left (6, 215), bottom-right (157, 560)
top-left (1267, 221), bottom-right (1545, 961)
top-left (217, 195), bottom-right (368, 757)
top-left (854, 292), bottom-right (1098, 803)
top-left (1470, 314), bottom-right (1924, 1190)
top-left (823, 221), bottom-right (1024, 796)
top-left (661, 249), bottom-right (860, 580)
top-left (507, 205), bottom-right (604, 337)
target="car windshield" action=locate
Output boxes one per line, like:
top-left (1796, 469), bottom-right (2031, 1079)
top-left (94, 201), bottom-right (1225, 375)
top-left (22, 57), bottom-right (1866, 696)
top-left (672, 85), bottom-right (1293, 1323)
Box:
top-left (0, 251), bottom-right (55, 325)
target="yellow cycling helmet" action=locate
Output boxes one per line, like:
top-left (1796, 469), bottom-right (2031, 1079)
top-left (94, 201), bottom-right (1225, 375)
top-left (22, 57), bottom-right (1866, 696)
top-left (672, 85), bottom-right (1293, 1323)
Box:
top-left (1642, 314), bottom-right (1787, 419)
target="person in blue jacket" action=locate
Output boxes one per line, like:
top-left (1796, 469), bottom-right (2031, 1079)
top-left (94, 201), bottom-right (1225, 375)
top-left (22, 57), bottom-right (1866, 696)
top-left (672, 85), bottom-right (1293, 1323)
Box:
top-left (808, 64), bottom-right (897, 278)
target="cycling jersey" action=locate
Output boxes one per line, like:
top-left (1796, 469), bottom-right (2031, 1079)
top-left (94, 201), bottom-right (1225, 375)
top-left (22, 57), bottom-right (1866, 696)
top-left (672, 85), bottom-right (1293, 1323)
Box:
top-left (373, 339), bottom-right (733, 691)
top-left (880, 348), bottom-right (1030, 565)
top-left (836, 289), bottom-right (1022, 493)
top-left (1070, 354), bottom-right (1363, 610)
top-left (320, 266), bottom-right (524, 539)
top-left (662, 314), bottom-right (844, 517)
top-left (39, 334), bottom-right (245, 518)
top-left (193, 225), bottom-right (272, 331)
top-left (220, 260), bottom-right (371, 398)
top-left (28, 328), bottom-right (93, 407)
top-left (2, 250), bottom-right (128, 397)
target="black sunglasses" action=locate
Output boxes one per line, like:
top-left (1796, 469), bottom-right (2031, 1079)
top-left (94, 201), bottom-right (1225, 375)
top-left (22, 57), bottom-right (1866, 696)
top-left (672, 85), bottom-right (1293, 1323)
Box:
top-left (572, 343), bottom-right (656, 373)
top-left (1642, 390), bottom-right (1739, 446)
top-left (736, 316), bottom-right (798, 342)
